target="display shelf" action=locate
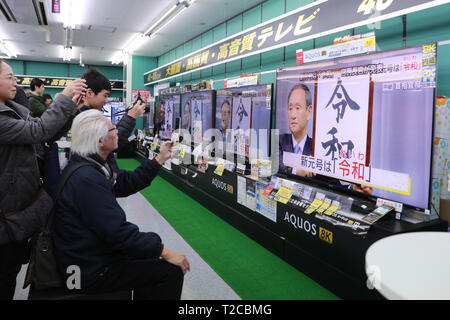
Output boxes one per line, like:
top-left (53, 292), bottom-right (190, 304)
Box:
top-left (134, 153), bottom-right (447, 299)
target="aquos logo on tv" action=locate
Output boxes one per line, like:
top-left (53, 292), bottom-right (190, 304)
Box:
top-left (211, 178), bottom-right (234, 195)
top-left (283, 211), bottom-right (333, 244)
top-left (284, 211), bottom-right (317, 236)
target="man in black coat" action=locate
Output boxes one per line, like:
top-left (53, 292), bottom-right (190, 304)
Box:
top-left (0, 59), bottom-right (87, 300)
top-left (53, 109), bottom-right (189, 299)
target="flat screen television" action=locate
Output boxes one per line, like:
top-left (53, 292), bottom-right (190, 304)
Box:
top-left (215, 84), bottom-right (273, 159)
top-left (276, 43), bottom-right (437, 212)
top-left (157, 94), bottom-right (181, 140)
top-left (142, 100), bottom-right (155, 135)
top-left (110, 102), bottom-right (126, 125)
top-left (180, 90), bottom-right (216, 145)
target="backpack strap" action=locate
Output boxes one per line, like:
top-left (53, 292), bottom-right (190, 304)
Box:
top-left (44, 162), bottom-right (95, 231)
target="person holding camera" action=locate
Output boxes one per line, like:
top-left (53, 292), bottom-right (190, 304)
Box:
top-left (78, 68), bottom-right (146, 155)
top-left (0, 59), bottom-right (87, 300)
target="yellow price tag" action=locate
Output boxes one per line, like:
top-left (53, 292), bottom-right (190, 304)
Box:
top-left (304, 198), bottom-right (324, 215)
top-left (214, 164), bottom-right (225, 176)
top-left (316, 200), bottom-right (331, 214)
top-left (276, 195), bottom-right (290, 204)
top-left (364, 37), bottom-right (375, 47)
top-left (324, 204), bottom-right (339, 216)
top-left (274, 186), bottom-right (292, 203)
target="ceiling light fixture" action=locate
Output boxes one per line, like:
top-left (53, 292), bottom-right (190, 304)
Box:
top-left (61, 0), bottom-right (78, 29)
top-left (111, 51), bottom-right (125, 65)
top-left (145, 0), bottom-right (196, 37)
top-left (110, 0), bottom-right (196, 65)
top-left (143, 3), bottom-right (180, 36)
top-left (61, 26), bottom-right (74, 61)
top-left (62, 47), bottom-right (72, 61)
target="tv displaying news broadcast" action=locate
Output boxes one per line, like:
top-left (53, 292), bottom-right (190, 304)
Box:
top-left (216, 84), bottom-right (272, 159)
top-left (180, 90), bottom-right (216, 145)
top-left (276, 44), bottom-right (436, 211)
top-left (157, 94), bottom-right (180, 139)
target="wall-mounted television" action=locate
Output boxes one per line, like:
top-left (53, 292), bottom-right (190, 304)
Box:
top-left (276, 43), bottom-right (436, 211)
top-left (180, 90), bottom-right (216, 145)
top-left (215, 84), bottom-right (273, 159)
top-left (156, 94), bottom-right (181, 139)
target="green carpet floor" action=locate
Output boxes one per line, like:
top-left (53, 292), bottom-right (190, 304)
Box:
top-left (117, 158), bottom-right (339, 300)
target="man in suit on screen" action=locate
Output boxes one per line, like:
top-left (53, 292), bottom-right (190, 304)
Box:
top-left (279, 83), bottom-right (313, 176)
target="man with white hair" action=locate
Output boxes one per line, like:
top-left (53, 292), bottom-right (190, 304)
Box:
top-left (52, 109), bottom-right (189, 300)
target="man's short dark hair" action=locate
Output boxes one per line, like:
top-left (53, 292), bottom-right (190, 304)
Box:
top-left (81, 68), bottom-right (111, 94)
top-left (287, 83), bottom-right (312, 108)
top-left (30, 78), bottom-right (44, 91)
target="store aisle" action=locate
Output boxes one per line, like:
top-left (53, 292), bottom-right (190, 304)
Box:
top-left (13, 192), bottom-right (240, 300)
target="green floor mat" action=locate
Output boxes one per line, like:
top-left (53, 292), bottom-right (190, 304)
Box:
top-left (117, 158), bottom-right (339, 300)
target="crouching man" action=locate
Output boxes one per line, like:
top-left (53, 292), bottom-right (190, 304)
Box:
top-left (53, 109), bottom-right (190, 300)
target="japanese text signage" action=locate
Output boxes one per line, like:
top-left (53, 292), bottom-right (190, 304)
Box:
top-left (16, 76), bottom-right (124, 90)
top-left (144, 0), bottom-right (445, 84)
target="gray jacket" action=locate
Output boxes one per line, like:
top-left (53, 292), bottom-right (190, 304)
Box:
top-left (0, 94), bottom-right (76, 212)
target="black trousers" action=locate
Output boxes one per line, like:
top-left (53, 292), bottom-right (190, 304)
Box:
top-left (83, 258), bottom-right (184, 300)
top-left (0, 241), bottom-right (29, 300)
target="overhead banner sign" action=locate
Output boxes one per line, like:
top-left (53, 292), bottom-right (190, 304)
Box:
top-left (144, 0), bottom-right (447, 85)
top-left (16, 75), bottom-right (125, 90)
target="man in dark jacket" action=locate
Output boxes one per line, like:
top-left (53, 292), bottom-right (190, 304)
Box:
top-left (78, 68), bottom-right (145, 156)
top-left (0, 59), bottom-right (87, 300)
top-left (26, 78), bottom-right (47, 117)
top-left (53, 109), bottom-right (189, 299)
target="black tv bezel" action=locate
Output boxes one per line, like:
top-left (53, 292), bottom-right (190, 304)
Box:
top-left (275, 42), bottom-right (438, 214)
top-left (215, 83), bottom-right (274, 164)
top-left (157, 93), bottom-right (182, 140)
top-left (179, 89), bottom-right (217, 146)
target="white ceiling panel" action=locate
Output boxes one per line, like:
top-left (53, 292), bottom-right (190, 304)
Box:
top-left (0, 0), bottom-right (265, 66)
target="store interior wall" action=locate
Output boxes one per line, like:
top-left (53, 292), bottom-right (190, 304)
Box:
top-left (4, 0), bottom-right (450, 129)
top-left (146, 0), bottom-right (450, 125)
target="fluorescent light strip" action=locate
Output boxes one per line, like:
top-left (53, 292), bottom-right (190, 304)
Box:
top-left (61, 0), bottom-right (72, 28)
top-left (111, 51), bottom-right (125, 65)
top-left (62, 47), bottom-right (72, 61)
top-left (150, 4), bottom-right (187, 36)
top-left (125, 34), bottom-right (148, 53)
top-left (144, 3), bottom-right (179, 36)
top-left (110, 0), bottom-right (194, 64)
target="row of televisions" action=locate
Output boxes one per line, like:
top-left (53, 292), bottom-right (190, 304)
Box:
top-left (109, 44), bottom-right (438, 214)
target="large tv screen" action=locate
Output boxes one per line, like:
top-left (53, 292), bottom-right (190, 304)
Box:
top-left (157, 94), bottom-right (181, 139)
top-left (180, 90), bottom-right (216, 145)
top-left (276, 44), bottom-right (436, 211)
top-left (216, 84), bottom-right (272, 159)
